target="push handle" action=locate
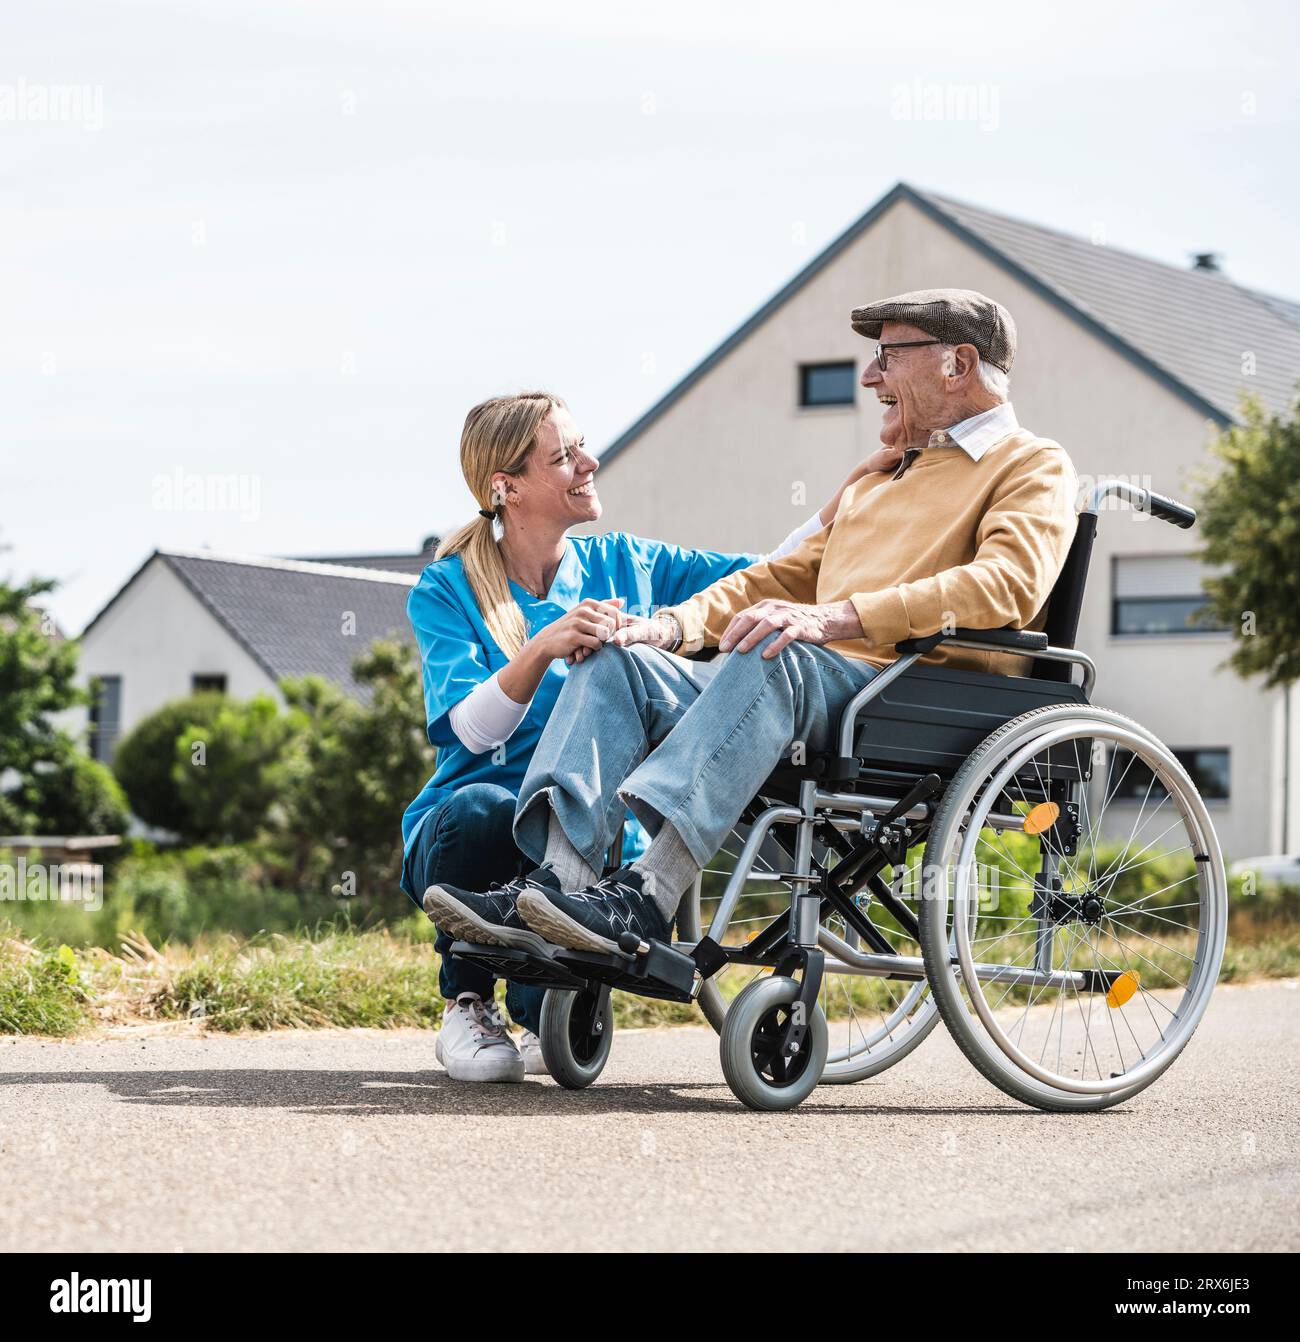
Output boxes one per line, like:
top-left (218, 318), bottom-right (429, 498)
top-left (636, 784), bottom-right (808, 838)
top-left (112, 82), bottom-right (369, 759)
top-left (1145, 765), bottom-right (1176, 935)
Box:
top-left (1142, 489), bottom-right (1197, 529)
top-left (1085, 479), bottom-right (1197, 529)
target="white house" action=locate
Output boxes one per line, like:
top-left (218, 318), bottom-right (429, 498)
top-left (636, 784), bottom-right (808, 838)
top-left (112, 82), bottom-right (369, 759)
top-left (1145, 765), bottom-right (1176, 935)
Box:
top-left (77, 550), bottom-right (419, 760)
top-left (581, 183), bottom-right (1300, 860)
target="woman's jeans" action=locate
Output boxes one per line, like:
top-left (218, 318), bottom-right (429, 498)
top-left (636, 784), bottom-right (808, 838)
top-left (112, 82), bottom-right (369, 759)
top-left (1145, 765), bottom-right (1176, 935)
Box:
top-left (401, 782), bottom-right (544, 1033)
top-left (514, 633), bottom-right (878, 874)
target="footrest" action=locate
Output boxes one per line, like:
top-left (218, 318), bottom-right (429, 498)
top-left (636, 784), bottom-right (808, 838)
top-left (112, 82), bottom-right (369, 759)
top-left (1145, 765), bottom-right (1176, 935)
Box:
top-left (449, 937), bottom-right (699, 1004)
top-left (553, 938), bottom-right (698, 1003)
top-left (448, 941), bottom-right (590, 990)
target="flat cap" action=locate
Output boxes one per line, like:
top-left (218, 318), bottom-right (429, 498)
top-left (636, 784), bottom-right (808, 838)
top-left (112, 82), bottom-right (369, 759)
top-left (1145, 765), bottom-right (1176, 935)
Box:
top-left (850, 288), bottom-right (1016, 373)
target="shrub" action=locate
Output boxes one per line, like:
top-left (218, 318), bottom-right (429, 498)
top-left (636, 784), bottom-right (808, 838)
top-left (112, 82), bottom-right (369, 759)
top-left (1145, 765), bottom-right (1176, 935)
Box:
top-left (171, 695), bottom-right (296, 844)
top-left (107, 846), bottom-right (348, 945)
top-left (274, 642), bottom-right (434, 901)
top-left (26, 747), bottom-right (130, 837)
top-left (112, 692), bottom-right (228, 833)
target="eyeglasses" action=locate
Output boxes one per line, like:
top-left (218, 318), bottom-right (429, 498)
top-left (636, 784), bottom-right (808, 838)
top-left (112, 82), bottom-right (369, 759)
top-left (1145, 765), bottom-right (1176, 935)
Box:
top-left (874, 340), bottom-right (943, 371)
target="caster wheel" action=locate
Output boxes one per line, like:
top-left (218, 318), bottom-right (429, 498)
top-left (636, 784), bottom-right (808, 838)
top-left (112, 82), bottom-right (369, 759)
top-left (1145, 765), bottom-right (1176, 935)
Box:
top-left (539, 985), bottom-right (614, 1089)
top-left (719, 976), bottom-right (827, 1111)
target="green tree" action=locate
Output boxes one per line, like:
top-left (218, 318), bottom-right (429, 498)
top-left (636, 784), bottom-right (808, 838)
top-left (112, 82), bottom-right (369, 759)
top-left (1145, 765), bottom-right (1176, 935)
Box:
top-left (0, 555), bottom-right (126, 836)
top-left (26, 746), bottom-right (130, 837)
top-left (112, 692), bottom-right (228, 833)
top-left (276, 640), bottom-right (434, 899)
top-left (172, 695), bottom-right (298, 844)
top-left (1194, 393), bottom-right (1300, 688)
top-left (104, 639), bottom-right (432, 901)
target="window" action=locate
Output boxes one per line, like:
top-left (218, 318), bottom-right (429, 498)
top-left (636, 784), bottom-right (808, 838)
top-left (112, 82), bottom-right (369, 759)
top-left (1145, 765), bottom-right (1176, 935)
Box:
top-left (192, 674), bottom-right (228, 694)
top-left (89, 675), bottom-right (122, 763)
top-left (1112, 555), bottom-right (1229, 635)
top-left (799, 361), bottom-right (856, 407)
top-left (1107, 747), bottom-right (1229, 802)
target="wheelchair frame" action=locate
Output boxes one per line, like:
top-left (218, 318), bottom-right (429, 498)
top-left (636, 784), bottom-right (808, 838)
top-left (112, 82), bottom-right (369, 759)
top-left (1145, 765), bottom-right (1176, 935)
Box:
top-left (450, 478), bottom-right (1225, 1111)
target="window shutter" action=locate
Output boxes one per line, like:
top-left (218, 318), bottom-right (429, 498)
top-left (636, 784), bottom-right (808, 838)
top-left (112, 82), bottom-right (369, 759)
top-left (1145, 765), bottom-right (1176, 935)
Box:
top-left (1114, 555), bottom-right (1208, 598)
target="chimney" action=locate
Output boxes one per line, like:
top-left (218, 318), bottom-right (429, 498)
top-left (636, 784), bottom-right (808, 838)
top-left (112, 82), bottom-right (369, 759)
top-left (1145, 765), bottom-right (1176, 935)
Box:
top-left (1191, 251), bottom-right (1223, 273)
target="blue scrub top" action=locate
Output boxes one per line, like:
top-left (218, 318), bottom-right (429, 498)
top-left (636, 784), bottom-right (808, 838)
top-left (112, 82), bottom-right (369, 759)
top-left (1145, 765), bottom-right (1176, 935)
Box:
top-left (400, 531), bottom-right (759, 892)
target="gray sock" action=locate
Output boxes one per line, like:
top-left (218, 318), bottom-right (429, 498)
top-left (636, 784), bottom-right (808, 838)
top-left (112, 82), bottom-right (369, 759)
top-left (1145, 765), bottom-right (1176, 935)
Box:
top-left (544, 816), bottom-right (600, 892)
top-left (630, 822), bottom-right (700, 921)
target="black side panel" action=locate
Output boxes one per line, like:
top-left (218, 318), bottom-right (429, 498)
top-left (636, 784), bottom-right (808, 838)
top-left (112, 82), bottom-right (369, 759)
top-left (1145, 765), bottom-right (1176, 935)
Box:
top-left (854, 663), bottom-right (1089, 777)
top-left (1034, 512), bottom-right (1098, 682)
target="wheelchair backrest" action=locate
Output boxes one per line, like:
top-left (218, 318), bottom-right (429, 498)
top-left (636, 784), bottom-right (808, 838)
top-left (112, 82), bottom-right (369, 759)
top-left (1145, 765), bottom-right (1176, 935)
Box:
top-left (1032, 478), bottom-right (1198, 681)
top-left (1031, 512), bottom-right (1099, 682)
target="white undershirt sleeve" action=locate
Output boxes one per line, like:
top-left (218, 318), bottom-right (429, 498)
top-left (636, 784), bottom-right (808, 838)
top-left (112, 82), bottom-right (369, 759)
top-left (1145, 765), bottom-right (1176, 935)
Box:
top-left (447, 671), bottom-right (532, 755)
top-left (765, 511), bottom-right (827, 562)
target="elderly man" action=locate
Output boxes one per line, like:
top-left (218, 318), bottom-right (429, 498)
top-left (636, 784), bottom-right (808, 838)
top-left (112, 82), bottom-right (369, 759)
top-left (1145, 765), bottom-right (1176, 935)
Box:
top-left (424, 289), bottom-right (1079, 954)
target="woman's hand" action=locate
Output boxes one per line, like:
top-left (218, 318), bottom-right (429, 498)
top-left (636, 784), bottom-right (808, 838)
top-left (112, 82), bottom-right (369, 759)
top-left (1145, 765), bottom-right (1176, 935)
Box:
top-left (818, 449), bottom-right (904, 523)
top-left (861, 444), bottom-right (905, 475)
top-left (499, 597), bottom-right (625, 703)
top-left (529, 597), bottom-right (626, 667)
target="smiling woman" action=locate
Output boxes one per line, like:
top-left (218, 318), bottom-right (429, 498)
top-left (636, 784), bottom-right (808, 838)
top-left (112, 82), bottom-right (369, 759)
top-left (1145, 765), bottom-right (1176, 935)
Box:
top-left (395, 389), bottom-right (874, 1082)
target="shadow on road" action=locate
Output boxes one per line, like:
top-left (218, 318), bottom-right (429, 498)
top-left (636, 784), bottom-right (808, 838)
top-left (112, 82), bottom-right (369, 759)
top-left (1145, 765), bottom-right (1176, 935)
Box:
top-left (0, 1067), bottom-right (1056, 1119)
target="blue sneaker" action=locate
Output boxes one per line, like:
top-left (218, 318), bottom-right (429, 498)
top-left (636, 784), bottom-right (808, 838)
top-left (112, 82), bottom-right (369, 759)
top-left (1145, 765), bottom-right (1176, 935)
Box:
top-left (423, 863), bottom-right (564, 954)
top-left (516, 866), bottom-right (669, 955)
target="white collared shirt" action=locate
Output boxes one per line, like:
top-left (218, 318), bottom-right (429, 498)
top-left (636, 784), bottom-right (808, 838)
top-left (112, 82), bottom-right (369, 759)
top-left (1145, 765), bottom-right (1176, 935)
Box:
top-left (927, 401), bottom-right (1019, 463)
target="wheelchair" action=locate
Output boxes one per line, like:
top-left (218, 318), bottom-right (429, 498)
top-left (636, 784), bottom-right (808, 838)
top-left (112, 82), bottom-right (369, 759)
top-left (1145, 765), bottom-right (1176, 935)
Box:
top-left (451, 479), bottom-right (1228, 1112)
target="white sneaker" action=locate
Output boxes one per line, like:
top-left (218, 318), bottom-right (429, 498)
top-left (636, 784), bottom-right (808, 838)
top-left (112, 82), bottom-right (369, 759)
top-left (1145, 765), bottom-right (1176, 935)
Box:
top-left (519, 1030), bottom-right (549, 1076)
top-left (435, 994), bottom-right (525, 1083)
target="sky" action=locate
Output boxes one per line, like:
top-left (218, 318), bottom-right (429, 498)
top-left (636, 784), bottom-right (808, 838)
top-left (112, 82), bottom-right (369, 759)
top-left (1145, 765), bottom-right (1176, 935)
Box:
top-left (4, 0), bottom-right (1298, 634)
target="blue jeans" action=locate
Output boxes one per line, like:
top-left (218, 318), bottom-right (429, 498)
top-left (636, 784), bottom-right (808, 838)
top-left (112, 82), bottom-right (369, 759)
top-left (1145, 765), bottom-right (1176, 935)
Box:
top-left (402, 783), bottom-right (545, 1032)
top-left (514, 633), bottom-right (878, 873)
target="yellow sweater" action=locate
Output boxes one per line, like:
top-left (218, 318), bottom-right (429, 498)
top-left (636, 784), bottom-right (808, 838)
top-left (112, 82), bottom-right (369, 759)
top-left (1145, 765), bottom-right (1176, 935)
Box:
top-left (662, 428), bottom-right (1079, 677)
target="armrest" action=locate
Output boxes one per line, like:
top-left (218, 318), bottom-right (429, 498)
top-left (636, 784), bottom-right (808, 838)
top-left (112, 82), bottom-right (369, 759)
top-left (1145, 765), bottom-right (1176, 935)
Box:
top-left (895, 627), bottom-right (1050, 656)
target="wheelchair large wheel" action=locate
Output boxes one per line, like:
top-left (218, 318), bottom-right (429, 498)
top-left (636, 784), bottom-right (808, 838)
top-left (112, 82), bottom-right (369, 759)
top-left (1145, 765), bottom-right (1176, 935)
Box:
top-left (538, 984), bottom-right (614, 1090)
top-left (719, 975), bottom-right (828, 1111)
top-left (919, 704), bottom-right (1227, 1113)
top-left (681, 818), bottom-right (938, 1083)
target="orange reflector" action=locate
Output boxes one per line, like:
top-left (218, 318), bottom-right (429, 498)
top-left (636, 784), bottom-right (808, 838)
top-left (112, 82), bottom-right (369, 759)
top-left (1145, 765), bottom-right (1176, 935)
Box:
top-left (1106, 970), bottom-right (1140, 1008)
top-left (1022, 802), bottom-right (1060, 835)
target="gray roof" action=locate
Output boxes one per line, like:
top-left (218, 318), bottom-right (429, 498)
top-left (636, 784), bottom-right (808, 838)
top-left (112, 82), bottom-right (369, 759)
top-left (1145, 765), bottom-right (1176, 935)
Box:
top-left (601, 182), bottom-right (1300, 466)
top-left (291, 537), bottom-right (441, 576)
top-left (290, 552), bottom-right (431, 576)
top-left (924, 188), bottom-right (1300, 423)
top-left (83, 550), bottom-right (418, 701)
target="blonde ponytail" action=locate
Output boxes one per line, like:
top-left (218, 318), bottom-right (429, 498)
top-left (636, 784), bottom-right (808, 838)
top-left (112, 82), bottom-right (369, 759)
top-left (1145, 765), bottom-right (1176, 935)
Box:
top-left (435, 391), bottom-right (565, 659)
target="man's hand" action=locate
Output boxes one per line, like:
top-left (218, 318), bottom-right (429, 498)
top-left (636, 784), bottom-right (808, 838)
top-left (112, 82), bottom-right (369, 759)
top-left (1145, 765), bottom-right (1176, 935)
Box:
top-left (718, 598), bottom-right (864, 658)
top-left (605, 612), bottom-right (679, 656)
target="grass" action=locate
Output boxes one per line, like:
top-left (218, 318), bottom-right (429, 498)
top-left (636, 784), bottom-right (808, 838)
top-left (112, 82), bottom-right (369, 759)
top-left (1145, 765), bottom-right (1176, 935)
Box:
top-left (0, 936), bottom-right (90, 1036)
top-left (128, 929), bottom-right (447, 1032)
top-left (1220, 916), bottom-right (1300, 982)
top-left (0, 909), bottom-right (1296, 1039)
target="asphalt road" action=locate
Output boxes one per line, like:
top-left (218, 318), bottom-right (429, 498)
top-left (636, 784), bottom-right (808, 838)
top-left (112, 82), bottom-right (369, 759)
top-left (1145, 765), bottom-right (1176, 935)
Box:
top-left (1, 980), bottom-right (1296, 1253)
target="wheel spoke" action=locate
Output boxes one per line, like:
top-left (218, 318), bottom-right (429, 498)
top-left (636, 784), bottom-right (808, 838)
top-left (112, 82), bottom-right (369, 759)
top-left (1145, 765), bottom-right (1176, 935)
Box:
top-left (925, 710), bottom-right (1223, 1101)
